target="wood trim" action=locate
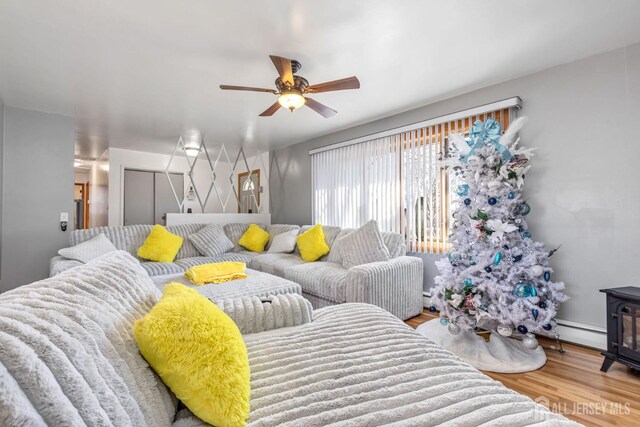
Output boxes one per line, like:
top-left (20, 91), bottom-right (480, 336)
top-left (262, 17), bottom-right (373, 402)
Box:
top-left (237, 169), bottom-right (261, 213)
top-left (74, 182), bottom-right (89, 229)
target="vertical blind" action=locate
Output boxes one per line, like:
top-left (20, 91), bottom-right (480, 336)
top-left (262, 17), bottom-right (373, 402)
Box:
top-left (311, 104), bottom-right (515, 254)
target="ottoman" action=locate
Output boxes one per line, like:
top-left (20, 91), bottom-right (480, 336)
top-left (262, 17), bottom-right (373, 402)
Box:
top-left (152, 268), bottom-right (302, 301)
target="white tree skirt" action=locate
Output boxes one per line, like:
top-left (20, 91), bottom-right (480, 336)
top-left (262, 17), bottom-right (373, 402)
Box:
top-left (416, 319), bottom-right (547, 373)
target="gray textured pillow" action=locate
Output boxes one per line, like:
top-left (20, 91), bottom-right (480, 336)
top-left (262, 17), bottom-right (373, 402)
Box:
top-left (339, 220), bottom-right (391, 269)
top-left (58, 233), bottom-right (118, 263)
top-left (188, 224), bottom-right (234, 257)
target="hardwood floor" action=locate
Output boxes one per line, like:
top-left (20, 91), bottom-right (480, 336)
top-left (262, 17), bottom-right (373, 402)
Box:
top-left (406, 310), bottom-right (640, 426)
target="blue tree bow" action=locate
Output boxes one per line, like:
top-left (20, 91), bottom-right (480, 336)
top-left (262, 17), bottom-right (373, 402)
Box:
top-left (461, 118), bottom-right (512, 163)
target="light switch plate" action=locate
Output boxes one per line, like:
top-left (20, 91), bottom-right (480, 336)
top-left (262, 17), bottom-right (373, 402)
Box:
top-left (60, 212), bottom-right (69, 222)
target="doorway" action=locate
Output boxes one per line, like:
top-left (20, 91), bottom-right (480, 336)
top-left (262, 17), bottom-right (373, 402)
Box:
top-left (237, 169), bottom-right (260, 213)
top-left (74, 182), bottom-right (89, 229)
top-left (123, 169), bottom-right (184, 225)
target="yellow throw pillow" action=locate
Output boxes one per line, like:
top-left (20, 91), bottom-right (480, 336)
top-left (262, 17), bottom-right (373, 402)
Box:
top-left (238, 224), bottom-right (270, 252)
top-left (133, 283), bottom-right (250, 427)
top-left (137, 225), bottom-right (184, 263)
top-left (296, 224), bottom-right (330, 262)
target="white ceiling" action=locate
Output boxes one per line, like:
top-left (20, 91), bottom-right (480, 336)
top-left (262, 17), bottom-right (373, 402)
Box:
top-left (1, 0), bottom-right (640, 159)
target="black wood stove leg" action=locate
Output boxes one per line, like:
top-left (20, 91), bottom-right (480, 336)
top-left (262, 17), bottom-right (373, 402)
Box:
top-left (600, 356), bottom-right (615, 372)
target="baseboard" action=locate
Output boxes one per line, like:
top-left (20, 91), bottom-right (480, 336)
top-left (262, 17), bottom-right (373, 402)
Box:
top-left (422, 293), bottom-right (607, 350)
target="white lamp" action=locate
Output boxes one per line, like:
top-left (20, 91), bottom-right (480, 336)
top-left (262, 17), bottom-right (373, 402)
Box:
top-left (278, 91), bottom-right (306, 111)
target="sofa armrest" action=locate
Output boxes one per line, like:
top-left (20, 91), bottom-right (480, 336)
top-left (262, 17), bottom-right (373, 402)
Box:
top-left (346, 256), bottom-right (423, 320)
top-left (214, 293), bottom-right (314, 335)
top-left (49, 256), bottom-right (83, 277)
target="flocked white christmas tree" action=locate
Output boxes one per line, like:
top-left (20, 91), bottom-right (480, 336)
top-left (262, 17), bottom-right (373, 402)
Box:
top-left (430, 117), bottom-right (568, 349)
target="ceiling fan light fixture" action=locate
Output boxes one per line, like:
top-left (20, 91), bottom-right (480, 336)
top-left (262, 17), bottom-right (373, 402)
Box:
top-left (278, 91), bottom-right (306, 111)
top-left (184, 146), bottom-right (201, 157)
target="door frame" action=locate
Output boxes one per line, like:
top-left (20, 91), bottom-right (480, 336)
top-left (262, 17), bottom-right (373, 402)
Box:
top-left (120, 167), bottom-right (185, 226)
top-left (237, 169), bottom-right (260, 213)
top-left (74, 182), bottom-right (89, 229)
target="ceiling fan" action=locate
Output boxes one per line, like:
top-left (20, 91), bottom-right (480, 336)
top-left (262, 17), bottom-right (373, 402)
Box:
top-left (219, 55), bottom-right (360, 118)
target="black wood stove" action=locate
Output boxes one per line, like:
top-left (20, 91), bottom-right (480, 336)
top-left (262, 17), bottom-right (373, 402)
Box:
top-left (600, 286), bottom-right (640, 372)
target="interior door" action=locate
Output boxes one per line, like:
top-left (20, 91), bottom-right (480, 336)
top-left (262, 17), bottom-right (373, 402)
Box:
top-left (154, 172), bottom-right (184, 225)
top-left (124, 170), bottom-right (155, 225)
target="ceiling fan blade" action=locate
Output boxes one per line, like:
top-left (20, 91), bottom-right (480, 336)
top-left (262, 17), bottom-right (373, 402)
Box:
top-left (259, 101), bottom-right (282, 117)
top-left (269, 55), bottom-right (294, 87)
top-left (305, 97), bottom-right (337, 118)
top-left (307, 76), bottom-right (360, 93)
top-left (219, 85), bottom-right (276, 93)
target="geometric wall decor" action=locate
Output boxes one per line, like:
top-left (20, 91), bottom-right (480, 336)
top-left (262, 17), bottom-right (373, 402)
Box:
top-left (165, 135), bottom-right (269, 213)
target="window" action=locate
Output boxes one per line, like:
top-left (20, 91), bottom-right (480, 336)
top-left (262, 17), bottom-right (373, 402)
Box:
top-left (311, 99), bottom-right (518, 253)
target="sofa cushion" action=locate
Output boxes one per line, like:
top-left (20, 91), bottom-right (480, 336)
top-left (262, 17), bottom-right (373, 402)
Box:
top-left (325, 228), bottom-right (355, 263)
top-left (58, 233), bottom-right (118, 263)
top-left (296, 225), bottom-right (330, 262)
top-left (284, 262), bottom-right (349, 303)
top-left (265, 224), bottom-right (300, 250)
top-left (133, 283), bottom-right (250, 427)
top-left (70, 224), bottom-right (153, 258)
top-left (339, 220), bottom-right (390, 269)
top-left (382, 231), bottom-right (406, 258)
top-left (224, 223), bottom-right (267, 253)
top-left (251, 253), bottom-right (306, 277)
top-left (141, 261), bottom-right (185, 277)
top-left (187, 224), bottom-right (233, 257)
top-left (267, 230), bottom-right (298, 253)
top-left (238, 224), bottom-right (271, 252)
top-left (166, 224), bottom-right (206, 259)
top-left (137, 225), bottom-right (184, 263)
top-left (294, 225), bottom-right (342, 261)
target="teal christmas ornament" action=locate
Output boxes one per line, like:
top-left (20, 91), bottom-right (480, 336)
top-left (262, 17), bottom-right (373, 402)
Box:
top-left (456, 184), bottom-right (470, 197)
top-left (493, 251), bottom-right (502, 265)
top-left (464, 278), bottom-right (472, 287)
top-left (508, 192), bottom-right (515, 199)
top-left (440, 318), bottom-right (449, 326)
top-left (532, 309), bottom-right (539, 320)
top-left (523, 231), bottom-right (532, 238)
top-left (544, 271), bottom-right (551, 282)
top-left (448, 252), bottom-right (462, 262)
top-left (518, 203), bottom-right (531, 216)
top-left (514, 282), bottom-right (537, 298)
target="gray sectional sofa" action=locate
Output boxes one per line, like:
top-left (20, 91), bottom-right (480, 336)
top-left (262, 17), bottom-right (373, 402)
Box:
top-left (51, 222), bottom-right (424, 320)
top-left (2, 251), bottom-right (574, 426)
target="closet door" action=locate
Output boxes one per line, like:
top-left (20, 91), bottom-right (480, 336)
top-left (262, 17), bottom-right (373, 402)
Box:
top-left (154, 172), bottom-right (184, 225)
top-left (123, 170), bottom-right (154, 225)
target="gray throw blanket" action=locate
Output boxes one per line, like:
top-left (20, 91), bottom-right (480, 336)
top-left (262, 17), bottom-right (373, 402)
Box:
top-left (0, 251), bottom-right (176, 426)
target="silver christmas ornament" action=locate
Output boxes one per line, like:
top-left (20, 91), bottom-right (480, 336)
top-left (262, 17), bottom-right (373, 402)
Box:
top-left (537, 285), bottom-right (549, 297)
top-left (531, 265), bottom-right (544, 277)
top-left (448, 323), bottom-right (461, 335)
top-left (486, 155), bottom-right (500, 168)
top-left (522, 334), bottom-right (539, 350)
top-left (497, 324), bottom-right (513, 337)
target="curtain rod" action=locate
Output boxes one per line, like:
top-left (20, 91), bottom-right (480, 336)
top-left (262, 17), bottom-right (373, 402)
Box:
top-left (308, 96), bottom-right (522, 155)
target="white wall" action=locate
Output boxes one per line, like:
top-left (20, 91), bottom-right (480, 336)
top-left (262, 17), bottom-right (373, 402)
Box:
top-left (74, 171), bottom-right (89, 183)
top-left (107, 147), bottom-right (269, 226)
top-left (0, 107), bottom-right (75, 292)
top-left (270, 41), bottom-right (640, 336)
